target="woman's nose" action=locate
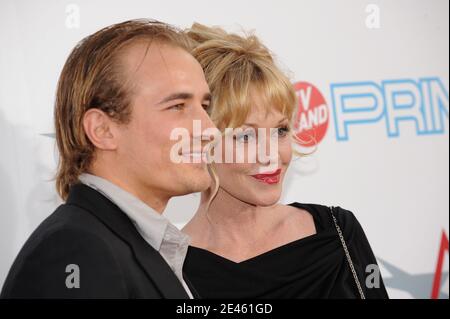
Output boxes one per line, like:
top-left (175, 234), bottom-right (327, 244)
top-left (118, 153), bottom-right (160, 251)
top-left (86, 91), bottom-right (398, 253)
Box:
top-left (257, 130), bottom-right (280, 167)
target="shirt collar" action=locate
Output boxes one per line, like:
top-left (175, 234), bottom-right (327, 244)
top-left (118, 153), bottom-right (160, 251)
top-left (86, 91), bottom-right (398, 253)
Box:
top-left (78, 173), bottom-right (188, 251)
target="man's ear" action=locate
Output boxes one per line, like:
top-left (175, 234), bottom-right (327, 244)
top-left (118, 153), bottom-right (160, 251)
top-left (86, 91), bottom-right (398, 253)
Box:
top-left (83, 109), bottom-right (118, 150)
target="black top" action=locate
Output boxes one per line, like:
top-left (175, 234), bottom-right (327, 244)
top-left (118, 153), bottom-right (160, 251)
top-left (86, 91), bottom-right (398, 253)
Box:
top-left (1, 184), bottom-right (196, 299)
top-left (183, 203), bottom-right (389, 299)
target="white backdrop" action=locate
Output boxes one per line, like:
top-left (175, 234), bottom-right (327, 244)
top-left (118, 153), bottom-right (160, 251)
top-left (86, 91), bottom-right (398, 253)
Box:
top-left (0, 0), bottom-right (448, 299)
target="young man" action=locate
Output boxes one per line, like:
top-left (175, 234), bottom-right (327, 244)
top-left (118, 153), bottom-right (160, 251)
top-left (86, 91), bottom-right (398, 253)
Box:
top-left (1, 19), bottom-right (215, 298)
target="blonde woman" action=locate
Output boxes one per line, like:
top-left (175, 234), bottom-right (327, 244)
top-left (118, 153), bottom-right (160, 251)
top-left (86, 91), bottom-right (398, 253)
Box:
top-left (182, 24), bottom-right (389, 299)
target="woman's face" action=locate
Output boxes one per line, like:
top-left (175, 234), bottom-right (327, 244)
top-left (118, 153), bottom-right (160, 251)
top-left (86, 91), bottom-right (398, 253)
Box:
top-left (213, 90), bottom-right (293, 207)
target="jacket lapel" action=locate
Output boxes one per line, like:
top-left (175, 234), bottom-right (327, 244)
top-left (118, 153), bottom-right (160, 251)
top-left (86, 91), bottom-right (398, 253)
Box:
top-left (66, 183), bottom-right (189, 299)
top-left (183, 271), bottom-right (201, 299)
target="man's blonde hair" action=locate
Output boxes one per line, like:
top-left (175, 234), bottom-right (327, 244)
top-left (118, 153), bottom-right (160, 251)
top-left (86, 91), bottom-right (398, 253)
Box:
top-left (54, 19), bottom-right (192, 200)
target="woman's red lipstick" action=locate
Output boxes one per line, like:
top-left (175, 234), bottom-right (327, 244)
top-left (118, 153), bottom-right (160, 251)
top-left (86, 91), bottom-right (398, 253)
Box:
top-left (250, 169), bottom-right (282, 185)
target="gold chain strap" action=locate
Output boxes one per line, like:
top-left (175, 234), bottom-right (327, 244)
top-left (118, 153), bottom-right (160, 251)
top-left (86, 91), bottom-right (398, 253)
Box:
top-left (329, 206), bottom-right (366, 299)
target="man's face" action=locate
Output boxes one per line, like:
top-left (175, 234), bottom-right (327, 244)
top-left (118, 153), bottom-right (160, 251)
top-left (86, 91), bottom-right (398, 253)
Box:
top-left (115, 42), bottom-right (215, 203)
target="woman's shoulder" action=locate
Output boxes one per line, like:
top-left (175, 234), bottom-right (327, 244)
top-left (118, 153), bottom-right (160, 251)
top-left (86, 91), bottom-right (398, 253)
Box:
top-left (287, 202), bottom-right (362, 239)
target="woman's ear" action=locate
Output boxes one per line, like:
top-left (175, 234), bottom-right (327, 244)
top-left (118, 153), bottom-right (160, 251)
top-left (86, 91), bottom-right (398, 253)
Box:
top-left (83, 109), bottom-right (118, 151)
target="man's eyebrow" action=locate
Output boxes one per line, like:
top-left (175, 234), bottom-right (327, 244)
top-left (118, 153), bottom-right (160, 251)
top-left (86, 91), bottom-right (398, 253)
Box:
top-left (156, 92), bottom-right (212, 105)
top-left (156, 92), bottom-right (193, 105)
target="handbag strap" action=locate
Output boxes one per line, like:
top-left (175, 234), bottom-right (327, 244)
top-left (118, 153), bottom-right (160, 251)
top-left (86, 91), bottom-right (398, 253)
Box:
top-left (329, 206), bottom-right (366, 299)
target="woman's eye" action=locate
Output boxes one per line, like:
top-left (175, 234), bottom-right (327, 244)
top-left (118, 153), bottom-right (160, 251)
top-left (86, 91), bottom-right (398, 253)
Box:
top-left (277, 126), bottom-right (291, 137)
top-left (202, 104), bottom-right (210, 111)
top-left (235, 132), bottom-right (255, 143)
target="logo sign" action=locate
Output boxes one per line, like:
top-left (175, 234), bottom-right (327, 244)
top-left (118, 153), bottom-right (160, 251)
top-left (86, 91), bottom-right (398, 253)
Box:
top-left (330, 77), bottom-right (449, 141)
top-left (293, 82), bottom-right (330, 147)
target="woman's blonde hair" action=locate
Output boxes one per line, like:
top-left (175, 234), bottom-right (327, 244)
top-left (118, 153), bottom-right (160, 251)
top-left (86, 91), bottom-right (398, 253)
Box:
top-left (186, 23), bottom-right (297, 130)
top-left (185, 23), bottom-right (314, 207)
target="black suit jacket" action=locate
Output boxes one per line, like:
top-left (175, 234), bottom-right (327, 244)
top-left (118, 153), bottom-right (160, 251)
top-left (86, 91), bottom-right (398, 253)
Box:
top-left (0, 183), bottom-right (198, 299)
